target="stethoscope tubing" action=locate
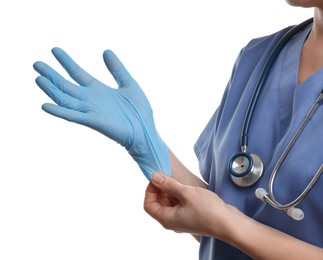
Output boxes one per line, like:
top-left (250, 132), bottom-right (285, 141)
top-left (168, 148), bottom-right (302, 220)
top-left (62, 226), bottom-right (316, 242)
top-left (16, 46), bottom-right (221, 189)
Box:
top-left (240, 18), bottom-right (314, 151)
top-left (263, 165), bottom-right (323, 211)
top-left (230, 17), bottom-right (323, 220)
top-left (266, 92), bottom-right (323, 210)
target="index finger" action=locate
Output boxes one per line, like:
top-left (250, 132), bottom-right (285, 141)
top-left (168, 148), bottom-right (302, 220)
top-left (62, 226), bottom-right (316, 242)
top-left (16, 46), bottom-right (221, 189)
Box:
top-left (144, 182), bottom-right (164, 219)
top-left (103, 49), bottom-right (135, 88)
top-left (51, 47), bottom-right (96, 86)
top-left (144, 182), bottom-right (161, 207)
top-left (144, 182), bottom-right (176, 225)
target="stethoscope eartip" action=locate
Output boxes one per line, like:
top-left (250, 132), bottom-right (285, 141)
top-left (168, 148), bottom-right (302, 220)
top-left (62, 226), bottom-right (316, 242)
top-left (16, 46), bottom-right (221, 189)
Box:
top-left (255, 188), bottom-right (268, 201)
top-left (287, 207), bottom-right (304, 221)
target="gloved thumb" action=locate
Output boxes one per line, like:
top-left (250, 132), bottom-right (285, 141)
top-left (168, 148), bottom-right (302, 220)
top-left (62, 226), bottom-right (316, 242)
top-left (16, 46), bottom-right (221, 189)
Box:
top-left (151, 173), bottom-right (184, 198)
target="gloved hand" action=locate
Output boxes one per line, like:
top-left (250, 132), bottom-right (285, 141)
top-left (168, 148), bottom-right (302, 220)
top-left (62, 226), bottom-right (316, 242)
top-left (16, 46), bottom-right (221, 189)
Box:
top-left (33, 47), bottom-right (171, 180)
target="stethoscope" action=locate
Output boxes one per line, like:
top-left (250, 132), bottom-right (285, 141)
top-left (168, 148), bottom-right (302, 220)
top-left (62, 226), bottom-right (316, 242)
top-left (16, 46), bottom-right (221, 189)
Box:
top-left (229, 17), bottom-right (323, 220)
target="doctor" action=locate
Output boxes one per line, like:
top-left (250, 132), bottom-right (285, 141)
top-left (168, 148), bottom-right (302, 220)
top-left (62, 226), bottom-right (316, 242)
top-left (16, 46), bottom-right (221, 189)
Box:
top-left (33, 1), bottom-right (323, 259)
top-left (144, 1), bottom-right (323, 259)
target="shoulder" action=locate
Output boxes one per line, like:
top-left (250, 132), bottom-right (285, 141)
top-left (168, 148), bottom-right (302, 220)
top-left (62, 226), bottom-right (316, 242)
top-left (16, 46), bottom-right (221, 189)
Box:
top-left (227, 25), bottom-right (295, 89)
top-left (239, 25), bottom-right (294, 65)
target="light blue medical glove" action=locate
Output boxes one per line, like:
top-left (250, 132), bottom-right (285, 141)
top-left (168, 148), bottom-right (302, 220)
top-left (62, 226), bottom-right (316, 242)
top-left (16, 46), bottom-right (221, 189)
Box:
top-left (33, 47), bottom-right (171, 180)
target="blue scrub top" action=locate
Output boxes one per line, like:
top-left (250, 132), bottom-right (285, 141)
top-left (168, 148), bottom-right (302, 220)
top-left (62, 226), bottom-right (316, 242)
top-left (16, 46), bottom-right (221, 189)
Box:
top-left (194, 21), bottom-right (323, 259)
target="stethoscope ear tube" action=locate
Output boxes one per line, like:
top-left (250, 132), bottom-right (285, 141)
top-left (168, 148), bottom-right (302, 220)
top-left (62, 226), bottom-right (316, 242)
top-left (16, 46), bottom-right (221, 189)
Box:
top-left (255, 188), bottom-right (304, 221)
top-left (255, 164), bottom-right (323, 221)
top-left (254, 93), bottom-right (323, 220)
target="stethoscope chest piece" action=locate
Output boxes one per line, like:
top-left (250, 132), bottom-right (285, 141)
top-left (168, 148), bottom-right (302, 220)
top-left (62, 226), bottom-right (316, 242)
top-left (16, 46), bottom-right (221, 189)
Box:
top-left (229, 153), bottom-right (264, 187)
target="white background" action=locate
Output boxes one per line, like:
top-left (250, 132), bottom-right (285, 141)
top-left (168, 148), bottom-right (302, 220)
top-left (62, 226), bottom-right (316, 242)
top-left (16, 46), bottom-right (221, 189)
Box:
top-left (0, 1), bottom-right (312, 259)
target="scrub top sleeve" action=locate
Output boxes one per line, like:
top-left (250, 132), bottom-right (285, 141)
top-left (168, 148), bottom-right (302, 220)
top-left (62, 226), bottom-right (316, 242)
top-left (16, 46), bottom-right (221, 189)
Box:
top-left (194, 48), bottom-right (245, 183)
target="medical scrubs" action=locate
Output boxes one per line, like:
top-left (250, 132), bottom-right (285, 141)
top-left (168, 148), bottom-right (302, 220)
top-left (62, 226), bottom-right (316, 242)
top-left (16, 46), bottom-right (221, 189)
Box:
top-left (194, 21), bottom-right (323, 259)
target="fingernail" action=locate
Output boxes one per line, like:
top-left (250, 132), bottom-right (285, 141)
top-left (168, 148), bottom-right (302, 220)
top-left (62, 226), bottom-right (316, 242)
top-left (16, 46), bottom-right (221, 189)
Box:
top-left (152, 173), bottom-right (165, 185)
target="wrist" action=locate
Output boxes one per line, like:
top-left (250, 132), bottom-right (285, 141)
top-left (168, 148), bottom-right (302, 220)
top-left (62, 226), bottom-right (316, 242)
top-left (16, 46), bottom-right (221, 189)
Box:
top-left (200, 199), bottom-right (245, 243)
top-left (214, 204), bottom-right (246, 244)
top-left (217, 206), bottom-right (276, 259)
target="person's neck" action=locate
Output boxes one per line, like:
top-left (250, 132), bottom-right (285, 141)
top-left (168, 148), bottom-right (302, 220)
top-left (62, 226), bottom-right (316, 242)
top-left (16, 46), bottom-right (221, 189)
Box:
top-left (297, 10), bottom-right (323, 85)
top-left (309, 8), bottom-right (323, 42)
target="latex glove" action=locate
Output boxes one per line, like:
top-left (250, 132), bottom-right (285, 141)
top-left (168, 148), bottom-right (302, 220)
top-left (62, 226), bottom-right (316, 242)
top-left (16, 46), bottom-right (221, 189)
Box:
top-left (33, 47), bottom-right (171, 180)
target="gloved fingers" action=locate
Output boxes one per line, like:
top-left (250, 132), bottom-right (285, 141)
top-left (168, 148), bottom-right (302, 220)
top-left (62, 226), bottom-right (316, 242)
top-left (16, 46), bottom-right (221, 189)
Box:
top-left (42, 103), bottom-right (86, 124)
top-left (36, 76), bottom-right (83, 110)
top-left (51, 47), bottom-right (97, 87)
top-left (103, 49), bottom-right (135, 88)
top-left (33, 61), bottom-right (84, 100)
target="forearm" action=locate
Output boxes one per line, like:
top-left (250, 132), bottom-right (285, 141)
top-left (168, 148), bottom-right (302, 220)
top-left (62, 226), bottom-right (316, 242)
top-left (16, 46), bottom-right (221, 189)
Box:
top-left (218, 205), bottom-right (323, 260)
top-left (168, 149), bottom-right (208, 189)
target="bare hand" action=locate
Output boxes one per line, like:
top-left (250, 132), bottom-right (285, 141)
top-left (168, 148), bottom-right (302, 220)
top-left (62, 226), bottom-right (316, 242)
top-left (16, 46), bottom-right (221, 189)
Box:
top-left (144, 173), bottom-right (236, 238)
